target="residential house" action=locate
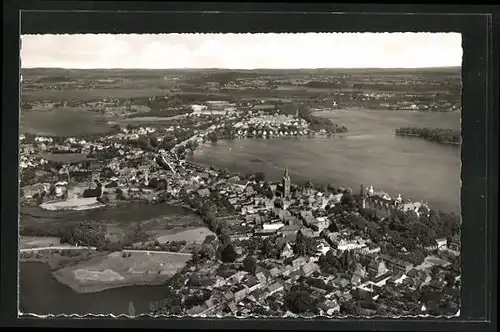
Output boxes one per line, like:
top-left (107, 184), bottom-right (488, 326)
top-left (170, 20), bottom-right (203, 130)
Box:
top-left (269, 267), bottom-right (281, 278)
top-left (292, 257), bottom-right (308, 270)
top-left (223, 290), bottom-right (235, 302)
top-left (351, 273), bottom-right (364, 286)
top-left (301, 261), bottom-right (320, 276)
top-left (336, 238), bottom-right (367, 252)
top-left (229, 271), bottom-right (248, 284)
top-left (245, 277), bottom-right (262, 293)
top-left (234, 286), bottom-right (249, 303)
top-left (312, 217), bottom-right (330, 232)
top-left (448, 234), bottom-right (461, 252)
top-left (281, 265), bottom-right (294, 277)
top-left (250, 288), bottom-right (269, 302)
top-left (255, 271), bottom-right (267, 285)
top-left (263, 222), bottom-right (285, 231)
top-left (267, 281), bottom-right (285, 295)
top-left (364, 242), bottom-right (381, 254)
top-left (381, 255), bottom-right (414, 273)
top-left (300, 227), bottom-right (315, 238)
top-left (197, 188), bottom-right (211, 198)
top-left (280, 224), bottom-right (301, 235)
top-left (335, 278), bottom-right (351, 289)
top-left (435, 238), bottom-right (448, 249)
top-left (316, 240), bottom-right (331, 255)
top-left (226, 301), bottom-right (238, 315)
top-left (310, 286), bottom-right (327, 295)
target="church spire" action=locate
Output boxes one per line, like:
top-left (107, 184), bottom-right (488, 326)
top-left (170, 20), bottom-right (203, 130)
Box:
top-left (282, 165), bottom-right (291, 199)
top-left (284, 166), bottom-right (289, 179)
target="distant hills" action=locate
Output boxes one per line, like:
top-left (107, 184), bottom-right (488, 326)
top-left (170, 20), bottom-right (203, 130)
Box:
top-left (22, 67), bottom-right (461, 76)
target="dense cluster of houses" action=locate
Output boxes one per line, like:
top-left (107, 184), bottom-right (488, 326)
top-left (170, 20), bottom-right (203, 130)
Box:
top-left (19, 106), bottom-right (460, 317)
top-left (231, 113), bottom-right (311, 138)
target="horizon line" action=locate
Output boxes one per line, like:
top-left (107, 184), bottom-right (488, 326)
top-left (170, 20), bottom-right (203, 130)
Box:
top-left (21, 66), bottom-right (461, 70)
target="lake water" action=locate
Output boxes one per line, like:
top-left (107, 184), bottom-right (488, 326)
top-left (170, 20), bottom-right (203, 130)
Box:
top-left (189, 109), bottom-right (461, 213)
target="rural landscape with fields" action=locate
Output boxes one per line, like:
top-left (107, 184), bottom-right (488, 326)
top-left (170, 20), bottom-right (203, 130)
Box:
top-left (19, 33), bottom-right (461, 318)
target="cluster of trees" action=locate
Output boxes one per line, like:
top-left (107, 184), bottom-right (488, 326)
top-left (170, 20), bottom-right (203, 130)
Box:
top-left (396, 127), bottom-right (460, 145)
top-left (149, 289), bottom-right (183, 316)
top-left (297, 108), bottom-right (348, 134)
top-left (89, 147), bottom-right (122, 161)
top-left (20, 168), bottom-right (37, 187)
top-left (207, 131), bottom-right (220, 143)
top-left (209, 126), bottom-right (237, 141)
top-left (293, 231), bottom-right (319, 256)
top-left (353, 204), bottom-right (461, 266)
top-left (82, 183), bottom-right (102, 198)
top-left (115, 188), bottom-right (126, 200)
top-left (317, 249), bottom-right (358, 275)
top-left (242, 256), bottom-right (258, 274)
top-left (303, 81), bottom-right (343, 89)
top-left (361, 206), bottom-right (460, 248)
top-left (183, 289), bottom-right (211, 309)
top-left (59, 221), bottom-right (107, 249)
top-left (304, 276), bottom-right (335, 292)
top-left (152, 240), bottom-right (187, 252)
top-left (191, 235), bottom-right (218, 265)
top-left (187, 273), bottom-right (215, 287)
top-left (284, 283), bottom-right (321, 315)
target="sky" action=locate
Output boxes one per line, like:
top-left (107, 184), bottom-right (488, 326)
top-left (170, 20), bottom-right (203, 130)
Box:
top-left (20, 33), bottom-right (462, 69)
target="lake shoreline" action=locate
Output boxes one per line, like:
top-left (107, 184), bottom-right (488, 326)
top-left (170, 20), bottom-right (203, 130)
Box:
top-left (189, 108), bottom-right (461, 214)
top-left (395, 132), bottom-right (461, 146)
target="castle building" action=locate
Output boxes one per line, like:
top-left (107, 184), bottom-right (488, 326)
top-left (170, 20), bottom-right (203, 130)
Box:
top-left (282, 166), bottom-right (291, 199)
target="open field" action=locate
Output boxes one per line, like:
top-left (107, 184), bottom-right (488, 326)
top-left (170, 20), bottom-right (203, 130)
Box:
top-left (52, 251), bottom-right (191, 293)
top-left (39, 198), bottom-right (106, 211)
top-left (155, 226), bottom-right (215, 244)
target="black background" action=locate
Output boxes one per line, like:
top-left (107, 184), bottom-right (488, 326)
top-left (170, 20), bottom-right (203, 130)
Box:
top-left (2, 2), bottom-right (498, 331)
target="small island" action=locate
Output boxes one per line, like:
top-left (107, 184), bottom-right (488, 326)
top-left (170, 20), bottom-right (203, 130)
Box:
top-left (395, 127), bottom-right (461, 145)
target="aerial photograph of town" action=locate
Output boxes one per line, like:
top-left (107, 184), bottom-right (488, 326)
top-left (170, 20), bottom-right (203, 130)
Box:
top-left (19, 33), bottom-right (462, 318)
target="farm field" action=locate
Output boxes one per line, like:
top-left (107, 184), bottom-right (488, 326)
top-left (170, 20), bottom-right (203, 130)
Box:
top-left (52, 251), bottom-right (192, 293)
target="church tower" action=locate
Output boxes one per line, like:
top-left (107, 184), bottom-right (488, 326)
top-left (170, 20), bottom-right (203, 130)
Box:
top-left (360, 184), bottom-right (366, 197)
top-left (282, 166), bottom-right (291, 199)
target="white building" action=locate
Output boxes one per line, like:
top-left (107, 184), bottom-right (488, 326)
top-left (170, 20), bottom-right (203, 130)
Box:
top-left (262, 222), bottom-right (285, 231)
top-left (336, 239), bottom-right (367, 252)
